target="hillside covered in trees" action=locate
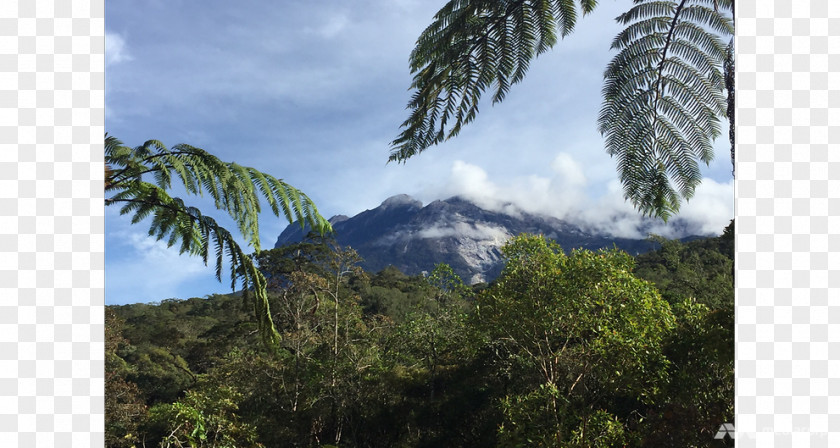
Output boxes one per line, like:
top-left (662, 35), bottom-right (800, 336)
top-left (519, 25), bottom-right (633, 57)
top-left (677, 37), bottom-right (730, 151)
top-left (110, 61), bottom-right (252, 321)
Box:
top-left (106, 223), bottom-right (733, 447)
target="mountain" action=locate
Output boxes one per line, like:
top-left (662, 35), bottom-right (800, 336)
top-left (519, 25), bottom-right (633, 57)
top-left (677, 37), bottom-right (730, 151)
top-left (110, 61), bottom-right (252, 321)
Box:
top-left (274, 194), bottom-right (707, 285)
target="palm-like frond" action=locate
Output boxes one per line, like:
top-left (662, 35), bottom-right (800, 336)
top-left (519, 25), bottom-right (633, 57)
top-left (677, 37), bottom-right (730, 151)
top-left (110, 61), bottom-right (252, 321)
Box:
top-left (105, 135), bottom-right (332, 349)
top-left (390, 0), bottom-right (596, 162)
top-left (599, 0), bottom-right (733, 220)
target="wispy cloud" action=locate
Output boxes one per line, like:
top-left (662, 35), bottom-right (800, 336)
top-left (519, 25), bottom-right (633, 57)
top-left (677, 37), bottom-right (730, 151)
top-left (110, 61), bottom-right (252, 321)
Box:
top-left (105, 211), bottom-right (230, 303)
top-left (105, 31), bottom-right (131, 66)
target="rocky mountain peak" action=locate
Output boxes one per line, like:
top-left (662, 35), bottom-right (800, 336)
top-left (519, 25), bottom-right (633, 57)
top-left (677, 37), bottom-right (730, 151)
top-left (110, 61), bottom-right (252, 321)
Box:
top-left (379, 194), bottom-right (423, 210)
top-left (275, 195), bottom-right (704, 285)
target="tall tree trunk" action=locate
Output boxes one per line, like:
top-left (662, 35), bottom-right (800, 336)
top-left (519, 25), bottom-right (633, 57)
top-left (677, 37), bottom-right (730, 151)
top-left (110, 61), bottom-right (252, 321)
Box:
top-left (726, 1), bottom-right (736, 176)
top-left (726, 39), bottom-right (735, 176)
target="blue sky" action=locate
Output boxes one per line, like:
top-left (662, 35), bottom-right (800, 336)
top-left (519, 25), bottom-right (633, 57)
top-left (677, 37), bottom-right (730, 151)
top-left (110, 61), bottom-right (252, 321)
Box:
top-left (105, 0), bottom-right (735, 305)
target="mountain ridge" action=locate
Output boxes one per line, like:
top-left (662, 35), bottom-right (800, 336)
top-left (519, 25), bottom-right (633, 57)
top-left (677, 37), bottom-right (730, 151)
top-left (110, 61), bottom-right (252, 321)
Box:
top-left (275, 194), bottom-right (711, 284)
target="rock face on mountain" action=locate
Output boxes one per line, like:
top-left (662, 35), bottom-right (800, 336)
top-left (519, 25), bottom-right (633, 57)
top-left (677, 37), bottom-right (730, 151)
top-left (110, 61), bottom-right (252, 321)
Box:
top-left (275, 195), bottom-right (689, 285)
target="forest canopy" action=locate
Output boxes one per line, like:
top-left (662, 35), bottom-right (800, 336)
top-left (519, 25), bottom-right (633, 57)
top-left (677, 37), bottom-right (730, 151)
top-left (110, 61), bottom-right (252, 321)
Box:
top-left (106, 225), bottom-right (733, 447)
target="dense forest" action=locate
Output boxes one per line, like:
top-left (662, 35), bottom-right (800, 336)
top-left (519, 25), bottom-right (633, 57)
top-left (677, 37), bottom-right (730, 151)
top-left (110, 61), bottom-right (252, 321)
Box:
top-left (106, 222), bottom-right (733, 447)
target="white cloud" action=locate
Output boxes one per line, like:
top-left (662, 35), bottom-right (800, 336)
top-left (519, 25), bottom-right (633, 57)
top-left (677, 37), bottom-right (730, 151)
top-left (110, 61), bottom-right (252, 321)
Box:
top-left (673, 178), bottom-right (736, 234)
top-left (574, 181), bottom-right (656, 238)
top-left (551, 153), bottom-right (587, 188)
top-left (572, 178), bottom-right (735, 239)
top-left (105, 31), bottom-right (132, 66)
top-left (427, 158), bottom-right (587, 221)
top-left (417, 222), bottom-right (511, 242)
top-left (425, 159), bottom-right (734, 240)
top-left (441, 161), bottom-right (501, 211)
top-left (105, 215), bottom-right (228, 304)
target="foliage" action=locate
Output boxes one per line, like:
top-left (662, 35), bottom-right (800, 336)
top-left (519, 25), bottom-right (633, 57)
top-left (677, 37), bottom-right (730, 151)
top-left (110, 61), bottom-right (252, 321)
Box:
top-left (390, 0), bottom-right (597, 161)
top-left (426, 262), bottom-right (473, 307)
top-left (634, 219), bottom-right (733, 309)
top-left (123, 345), bottom-right (196, 406)
top-left (639, 299), bottom-right (734, 446)
top-left (254, 237), bottom-right (336, 291)
top-left (570, 409), bottom-right (629, 447)
top-left (477, 234), bottom-right (675, 445)
top-left (218, 242), bottom-right (379, 447)
top-left (393, 0), bottom-right (734, 220)
top-left (112, 294), bottom-right (261, 377)
top-left (146, 385), bottom-right (263, 448)
top-left (599, 0), bottom-right (734, 219)
top-left (105, 309), bottom-right (147, 448)
top-left (106, 232), bottom-right (733, 447)
top-left (105, 134), bottom-right (331, 349)
top-left (358, 266), bottom-right (438, 320)
top-left (390, 267), bottom-right (473, 403)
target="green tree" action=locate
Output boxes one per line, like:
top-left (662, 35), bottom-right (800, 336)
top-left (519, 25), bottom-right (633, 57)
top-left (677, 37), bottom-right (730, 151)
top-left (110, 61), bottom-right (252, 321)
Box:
top-left (309, 244), bottom-right (367, 446)
top-left (255, 238), bottom-right (335, 291)
top-left (391, 264), bottom-right (473, 404)
top-left (391, 0), bottom-right (734, 220)
top-left (477, 234), bottom-right (675, 446)
top-left (105, 135), bottom-right (331, 348)
top-left (238, 242), bottom-right (378, 446)
top-left (105, 309), bottom-right (147, 448)
top-left (426, 262), bottom-right (472, 308)
top-left (145, 384), bottom-right (263, 448)
top-left (639, 299), bottom-right (734, 446)
top-left (359, 266), bottom-right (438, 320)
top-left (634, 222), bottom-right (734, 309)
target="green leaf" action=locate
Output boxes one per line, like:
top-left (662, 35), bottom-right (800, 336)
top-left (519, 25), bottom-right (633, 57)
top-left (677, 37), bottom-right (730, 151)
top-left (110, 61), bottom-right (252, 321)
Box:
top-left (391, 0), bottom-right (591, 162)
top-left (599, 0), bottom-right (733, 220)
top-left (104, 135), bottom-right (325, 350)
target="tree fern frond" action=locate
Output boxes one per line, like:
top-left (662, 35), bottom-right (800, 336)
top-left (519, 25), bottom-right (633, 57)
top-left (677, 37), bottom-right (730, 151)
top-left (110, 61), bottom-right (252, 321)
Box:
top-left (616, 1), bottom-right (675, 26)
top-left (679, 4), bottom-right (734, 34)
top-left (391, 0), bottom-right (593, 162)
top-left (104, 135), bottom-right (329, 350)
top-left (213, 228), bottom-right (225, 283)
top-left (555, 0), bottom-right (578, 36)
top-left (579, 0), bottom-right (598, 14)
top-left (611, 18), bottom-right (671, 49)
top-left (671, 20), bottom-right (728, 60)
top-left (599, 0), bottom-right (732, 220)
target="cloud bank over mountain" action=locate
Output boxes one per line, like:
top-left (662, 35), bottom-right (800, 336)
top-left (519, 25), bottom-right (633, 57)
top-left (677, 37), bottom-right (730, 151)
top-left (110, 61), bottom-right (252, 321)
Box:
top-left (422, 159), bottom-right (733, 239)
